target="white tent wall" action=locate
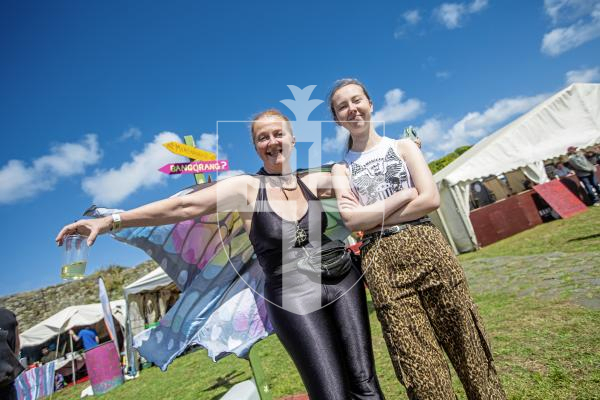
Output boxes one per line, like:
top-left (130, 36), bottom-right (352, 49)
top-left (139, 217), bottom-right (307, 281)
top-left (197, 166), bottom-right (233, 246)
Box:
top-left (434, 83), bottom-right (600, 252)
top-left (439, 183), bottom-right (478, 252)
top-left (123, 268), bottom-right (177, 374)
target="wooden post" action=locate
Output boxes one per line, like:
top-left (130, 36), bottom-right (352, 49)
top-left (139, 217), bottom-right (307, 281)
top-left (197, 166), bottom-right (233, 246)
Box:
top-left (183, 135), bottom-right (207, 184)
top-left (248, 346), bottom-right (272, 400)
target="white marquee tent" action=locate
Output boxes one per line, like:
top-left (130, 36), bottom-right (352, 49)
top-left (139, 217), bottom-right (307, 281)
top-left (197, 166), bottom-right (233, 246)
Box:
top-left (20, 300), bottom-right (126, 348)
top-left (432, 83), bottom-right (600, 253)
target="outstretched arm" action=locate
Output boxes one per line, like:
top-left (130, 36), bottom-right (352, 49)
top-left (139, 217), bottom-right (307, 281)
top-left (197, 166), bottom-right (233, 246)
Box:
top-left (332, 163), bottom-right (417, 232)
top-left (56, 175), bottom-right (251, 246)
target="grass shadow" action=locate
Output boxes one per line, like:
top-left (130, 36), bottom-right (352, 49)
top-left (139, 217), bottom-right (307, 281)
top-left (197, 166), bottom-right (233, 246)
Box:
top-left (566, 233), bottom-right (600, 242)
top-left (202, 371), bottom-right (245, 395)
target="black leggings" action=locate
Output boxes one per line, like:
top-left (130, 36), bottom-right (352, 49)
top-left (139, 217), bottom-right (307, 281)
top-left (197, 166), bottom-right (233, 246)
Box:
top-left (265, 266), bottom-right (385, 400)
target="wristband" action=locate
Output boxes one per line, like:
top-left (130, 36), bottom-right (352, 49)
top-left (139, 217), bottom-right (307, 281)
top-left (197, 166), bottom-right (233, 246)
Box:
top-left (110, 213), bottom-right (122, 232)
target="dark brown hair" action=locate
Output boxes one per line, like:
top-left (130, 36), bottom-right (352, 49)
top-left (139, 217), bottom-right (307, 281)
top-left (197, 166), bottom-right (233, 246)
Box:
top-left (327, 78), bottom-right (372, 152)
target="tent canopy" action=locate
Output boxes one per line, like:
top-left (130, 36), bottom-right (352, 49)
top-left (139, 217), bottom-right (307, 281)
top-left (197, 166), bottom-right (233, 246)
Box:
top-left (435, 83), bottom-right (600, 186)
top-left (20, 300), bottom-right (126, 348)
top-left (124, 267), bottom-right (173, 297)
top-left (431, 83), bottom-right (600, 253)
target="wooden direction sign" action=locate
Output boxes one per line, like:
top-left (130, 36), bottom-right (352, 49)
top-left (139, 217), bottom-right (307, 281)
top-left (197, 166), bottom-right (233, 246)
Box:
top-left (163, 141), bottom-right (217, 161)
top-left (533, 179), bottom-right (588, 219)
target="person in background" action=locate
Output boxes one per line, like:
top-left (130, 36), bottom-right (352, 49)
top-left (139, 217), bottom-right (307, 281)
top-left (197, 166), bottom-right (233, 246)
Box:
top-left (0, 307), bottom-right (21, 400)
top-left (585, 147), bottom-right (599, 165)
top-left (567, 146), bottom-right (600, 206)
top-left (40, 346), bottom-right (58, 364)
top-left (554, 161), bottom-right (572, 178)
top-left (69, 327), bottom-right (99, 351)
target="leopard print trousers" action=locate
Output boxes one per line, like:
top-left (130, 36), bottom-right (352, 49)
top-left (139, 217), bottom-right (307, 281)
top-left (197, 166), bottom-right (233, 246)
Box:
top-left (361, 223), bottom-right (506, 400)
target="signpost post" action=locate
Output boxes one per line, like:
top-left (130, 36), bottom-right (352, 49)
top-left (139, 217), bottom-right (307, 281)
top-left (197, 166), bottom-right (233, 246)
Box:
top-left (162, 136), bottom-right (271, 399)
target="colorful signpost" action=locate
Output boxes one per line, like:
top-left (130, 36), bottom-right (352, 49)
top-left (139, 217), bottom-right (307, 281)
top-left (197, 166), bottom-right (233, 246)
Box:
top-left (158, 160), bottom-right (229, 175)
top-left (162, 141), bottom-right (216, 161)
top-left (163, 137), bottom-right (218, 184)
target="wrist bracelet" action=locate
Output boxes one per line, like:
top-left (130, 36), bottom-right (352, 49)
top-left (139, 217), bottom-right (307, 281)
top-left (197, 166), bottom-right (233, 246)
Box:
top-left (110, 213), bottom-right (122, 232)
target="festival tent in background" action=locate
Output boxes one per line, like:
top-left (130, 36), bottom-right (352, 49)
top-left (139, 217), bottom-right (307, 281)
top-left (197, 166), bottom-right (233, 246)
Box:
top-left (20, 300), bottom-right (126, 349)
top-left (122, 268), bottom-right (178, 372)
top-left (19, 300), bottom-right (126, 383)
top-left (431, 83), bottom-right (600, 253)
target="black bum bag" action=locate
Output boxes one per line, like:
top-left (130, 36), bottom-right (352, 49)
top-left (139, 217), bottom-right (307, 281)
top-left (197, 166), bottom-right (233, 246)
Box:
top-left (296, 240), bottom-right (353, 279)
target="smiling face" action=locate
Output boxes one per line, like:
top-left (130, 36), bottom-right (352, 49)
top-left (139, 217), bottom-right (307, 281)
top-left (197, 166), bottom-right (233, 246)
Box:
top-left (252, 114), bottom-right (295, 173)
top-left (331, 83), bottom-right (374, 135)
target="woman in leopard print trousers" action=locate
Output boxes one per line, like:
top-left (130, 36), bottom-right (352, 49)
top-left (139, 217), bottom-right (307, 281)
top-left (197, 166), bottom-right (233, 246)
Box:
top-left (331, 78), bottom-right (506, 400)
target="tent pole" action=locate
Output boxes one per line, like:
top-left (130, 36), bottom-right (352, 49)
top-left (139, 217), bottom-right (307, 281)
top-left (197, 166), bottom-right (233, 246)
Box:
top-left (434, 207), bottom-right (459, 254)
top-left (124, 291), bottom-right (137, 376)
top-left (69, 333), bottom-right (76, 385)
top-left (55, 331), bottom-right (61, 363)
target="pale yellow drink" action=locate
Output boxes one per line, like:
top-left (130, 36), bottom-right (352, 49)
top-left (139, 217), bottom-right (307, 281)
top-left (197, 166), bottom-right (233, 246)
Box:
top-left (62, 235), bottom-right (89, 281)
top-left (61, 260), bottom-right (87, 280)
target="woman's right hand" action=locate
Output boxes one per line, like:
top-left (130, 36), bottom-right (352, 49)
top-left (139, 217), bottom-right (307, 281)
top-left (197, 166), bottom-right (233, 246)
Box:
top-left (55, 216), bottom-right (112, 247)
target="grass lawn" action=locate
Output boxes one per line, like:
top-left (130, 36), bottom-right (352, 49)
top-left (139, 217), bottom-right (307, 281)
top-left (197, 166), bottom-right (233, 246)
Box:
top-left (51, 207), bottom-right (600, 400)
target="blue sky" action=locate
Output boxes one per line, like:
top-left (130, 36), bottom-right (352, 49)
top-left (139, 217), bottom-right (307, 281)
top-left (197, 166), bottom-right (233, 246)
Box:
top-left (1, 0), bottom-right (599, 296)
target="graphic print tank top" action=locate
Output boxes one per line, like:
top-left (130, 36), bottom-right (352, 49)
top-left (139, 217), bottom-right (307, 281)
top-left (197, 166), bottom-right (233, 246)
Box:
top-left (344, 136), bottom-right (414, 206)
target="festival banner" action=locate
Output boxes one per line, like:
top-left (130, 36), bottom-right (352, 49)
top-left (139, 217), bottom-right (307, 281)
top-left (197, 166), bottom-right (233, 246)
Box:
top-left (98, 278), bottom-right (119, 350)
top-left (163, 142), bottom-right (217, 161)
top-left (159, 160), bottom-right (229, 175)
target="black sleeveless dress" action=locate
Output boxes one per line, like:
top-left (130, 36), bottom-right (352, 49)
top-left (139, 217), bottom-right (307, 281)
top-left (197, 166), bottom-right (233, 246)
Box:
top-left (248, 175), bottom-right (385, 400)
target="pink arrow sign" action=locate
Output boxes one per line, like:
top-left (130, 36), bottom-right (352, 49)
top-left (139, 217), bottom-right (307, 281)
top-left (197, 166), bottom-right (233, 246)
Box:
top-left (159, 160), bottom-right (229, 175)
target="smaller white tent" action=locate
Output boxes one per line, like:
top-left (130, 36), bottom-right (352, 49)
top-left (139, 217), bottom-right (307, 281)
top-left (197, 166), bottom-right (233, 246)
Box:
top-left (20, 300), bottom-right (126, 348)
top-left (124, 267), bottom-right (172, 297)
top-left (432, 83), bottom-right (600, 252)
top-left (123, 268), bottom-right (177, 374)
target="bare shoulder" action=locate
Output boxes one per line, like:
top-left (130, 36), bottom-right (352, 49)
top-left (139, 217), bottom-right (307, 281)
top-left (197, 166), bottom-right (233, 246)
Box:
top-left (395, 138), bottom-right (420, 158)
top-left (331, 162), bottom-right (349, 175)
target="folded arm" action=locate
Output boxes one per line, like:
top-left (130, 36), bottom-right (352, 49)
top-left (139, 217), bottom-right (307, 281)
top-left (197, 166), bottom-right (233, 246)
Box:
top-left (332, 163), bottom-right (417, 232)
top-left (378, 139), bottom-right (440, 225)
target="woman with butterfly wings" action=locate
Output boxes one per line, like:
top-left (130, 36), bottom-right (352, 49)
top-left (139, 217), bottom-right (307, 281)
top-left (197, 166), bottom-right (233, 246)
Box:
top-left (56, 109), bottom-right (418, 399)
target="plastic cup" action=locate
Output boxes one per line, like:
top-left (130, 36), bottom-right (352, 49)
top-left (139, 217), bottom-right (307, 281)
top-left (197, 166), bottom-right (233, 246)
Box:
top-left (61, 234), bottom-right (89, 281)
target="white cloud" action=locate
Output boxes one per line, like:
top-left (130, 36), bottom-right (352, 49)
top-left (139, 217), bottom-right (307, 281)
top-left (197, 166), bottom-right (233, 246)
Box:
top-left (119, 127), bottom-right (142, 141)
top-left (416, 118), bottom-right (446, 144)
top-left (323, 126), bottom-right (351, 154)
top-left (403, 9), bottom-right (421, 25)
top-left (372, 89), bottom-right (426, 128)
top-left (196, 133), bottom-right (228, 160)
top-left (394, 9), bottom-right (422, 38)
top-left (435, 94), bottom-right (547, 152)
top-left (433, 0), bottom-right (488, 29)
top-left (436, 71), bottom-right (451, 79)
top-left (541, 3), bottom-right (600, 56)
top-left (0, 134), bottom-right (101, 204)
top-left (323, 88), bottom-right (426, 153)
top-left (565, 66), bottom-right (600, 84)
top-left (82, 132), bottom-right (187, 205)
top-left (544, 0), bottom-right (597, 24)
top-left (469, 0), bottom-right (488, 13)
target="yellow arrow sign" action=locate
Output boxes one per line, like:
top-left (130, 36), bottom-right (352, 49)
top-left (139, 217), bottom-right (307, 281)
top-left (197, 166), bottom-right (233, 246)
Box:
top-left (163, 142), bottom-right (217, 161)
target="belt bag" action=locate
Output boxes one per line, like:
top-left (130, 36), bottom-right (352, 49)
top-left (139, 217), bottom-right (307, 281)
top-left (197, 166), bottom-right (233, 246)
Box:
top-left (297, 240), bottom-right (353, 279)
top-left (0, 329), bottom-right (24, 388)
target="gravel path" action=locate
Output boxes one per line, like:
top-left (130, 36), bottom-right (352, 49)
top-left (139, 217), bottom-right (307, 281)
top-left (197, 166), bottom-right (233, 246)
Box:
top-left (463, 251), bottom-right (600, 309)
